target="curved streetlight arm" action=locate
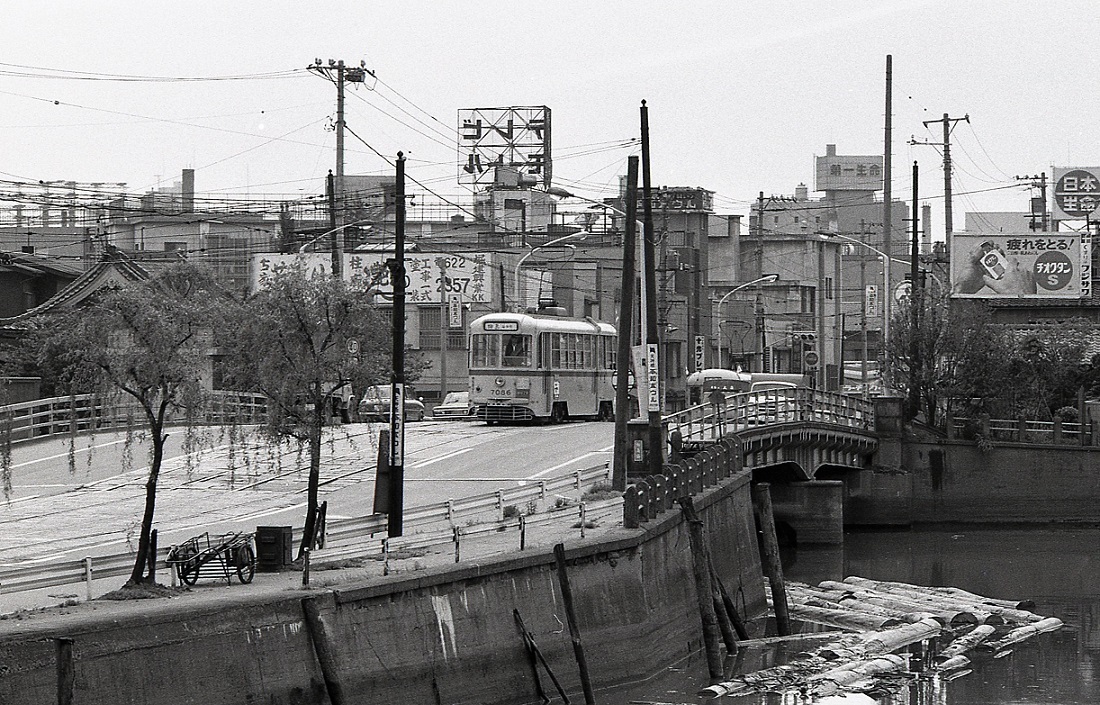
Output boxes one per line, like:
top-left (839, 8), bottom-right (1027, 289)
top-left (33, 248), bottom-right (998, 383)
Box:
top-left (715, 274), bottom-right (778, 368)
top-left (298, 219), bottom-right (374, 254)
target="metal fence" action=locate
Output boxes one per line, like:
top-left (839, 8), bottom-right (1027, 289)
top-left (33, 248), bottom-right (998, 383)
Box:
top-left (0, 462), bottom-right (613, 599)
top-left (947, 414), bottom-right (1100, 447)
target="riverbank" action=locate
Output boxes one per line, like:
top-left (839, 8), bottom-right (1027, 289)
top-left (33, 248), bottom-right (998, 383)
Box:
top-left (0, 469), bottom-right (768, 705)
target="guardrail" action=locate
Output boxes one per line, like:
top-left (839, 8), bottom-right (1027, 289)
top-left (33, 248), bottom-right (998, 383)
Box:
top-left (0, 463), bottom-right (613, 599)
top-left (0, 391), bottom-right (269, 446)
top-left (947, 414), bottom-right (1100, 447)
top-left (664, 387), bottom-right (874, 447)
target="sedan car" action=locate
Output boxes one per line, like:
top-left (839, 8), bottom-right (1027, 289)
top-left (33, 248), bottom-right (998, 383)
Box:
top-left (433, 391), bottom-right (476, 420)
top-left (357, 386), bottom-right (426, 422)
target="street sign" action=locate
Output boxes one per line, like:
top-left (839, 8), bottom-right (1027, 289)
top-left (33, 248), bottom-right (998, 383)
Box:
top-left (448, 294), bottom-right (463, 329)
top-left (346, 338), bottom-right (360, 355)
top-left (865, 285), bottom-right (878, 317)
top-left (803, 350), bottom-right (820, 369)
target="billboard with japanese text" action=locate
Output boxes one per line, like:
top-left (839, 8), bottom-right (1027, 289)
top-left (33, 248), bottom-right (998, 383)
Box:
top-left (1052, 167), bottom-right (1100, 221)
top-left (251, 252), bottom-right (496, 305)
top-left (458, 106), bottom-right (551, 188)
top-left (949, 232), bottom-right (1088, 299)
top-left (815, 154), bottom-right (883, 192)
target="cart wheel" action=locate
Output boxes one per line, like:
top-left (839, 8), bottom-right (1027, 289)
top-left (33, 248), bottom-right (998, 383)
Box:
top-left (178, 562), bottom-right (199, 586)
top-left (236, 544), bottom-right (256, 584)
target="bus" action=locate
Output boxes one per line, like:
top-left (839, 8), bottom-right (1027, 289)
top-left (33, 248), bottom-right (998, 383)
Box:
top-left (468, 309), bottom-right (617, 423)
top-left (685, 368), bottom-right (810, 405)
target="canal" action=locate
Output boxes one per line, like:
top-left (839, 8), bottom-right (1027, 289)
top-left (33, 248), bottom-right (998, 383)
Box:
top-left (605, 525), bottom-right (1100, 704)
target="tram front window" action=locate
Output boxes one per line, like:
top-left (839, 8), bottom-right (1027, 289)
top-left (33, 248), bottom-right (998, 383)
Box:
top-left (502, 334), bottom-right (532, 367)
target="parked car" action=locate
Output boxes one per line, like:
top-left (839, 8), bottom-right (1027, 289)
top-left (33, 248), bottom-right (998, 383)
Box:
top-left (433, 391), bottom-right (476, 420)
top-left (357, 385), bottom-right (425, 422)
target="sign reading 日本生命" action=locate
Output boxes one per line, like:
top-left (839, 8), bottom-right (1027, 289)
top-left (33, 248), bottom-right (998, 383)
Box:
top-left (1052, 167), bottom-right (1100, 220)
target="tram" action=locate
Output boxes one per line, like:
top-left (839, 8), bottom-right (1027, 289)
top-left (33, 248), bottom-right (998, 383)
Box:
top-left (468, 308), bottom-right (617, 423)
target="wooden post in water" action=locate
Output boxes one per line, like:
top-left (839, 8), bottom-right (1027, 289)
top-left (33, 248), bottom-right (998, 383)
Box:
top-left (752, 482), bottom-right (791, 635)
top-left (302, 596), bottom-right (345, 705)
top-left (678, 497), bottom-right (725, 682)
top-left (56, 637), bottom-right (74, 705)
top-left (553, 543), bottom-right (595, 705)
top-left (709, 558), bottom-right (748, 640)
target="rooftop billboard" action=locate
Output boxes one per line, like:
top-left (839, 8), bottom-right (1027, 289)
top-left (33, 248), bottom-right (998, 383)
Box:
top-left (949, 232), bottom-right (1090, 299)
top-left (815, 154), bottom-right (883, 192)
top-left (1052, 167), bottom-right (1100, 221)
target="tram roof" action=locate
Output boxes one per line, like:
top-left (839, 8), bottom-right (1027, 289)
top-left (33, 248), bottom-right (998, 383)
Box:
top-left (471, 311), bottom-right (616, 335)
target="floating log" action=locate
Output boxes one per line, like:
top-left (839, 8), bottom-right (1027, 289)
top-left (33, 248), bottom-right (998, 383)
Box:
top-left (819, 617), bottom-right (941, 661)
top-left (936, 655), bottom-right (971, 672)
top-left (843, 576), bottom-right (1039, 622)
top-left (785, 601), bottom-right (902, 631)
top-left (811, 654), bottom-right (906, 689)
top-left (938, 624), bottom-right (995, 660)
top-left (819, 581), bottom-right (982, 627)
top-left (857, 578), bottom-right (1036, 611)
top-left (980, 617), bottom-right (1064, 651)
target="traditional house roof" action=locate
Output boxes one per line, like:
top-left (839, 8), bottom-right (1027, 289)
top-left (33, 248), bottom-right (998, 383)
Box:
top-left (0, 246), bottom-right (149, 328)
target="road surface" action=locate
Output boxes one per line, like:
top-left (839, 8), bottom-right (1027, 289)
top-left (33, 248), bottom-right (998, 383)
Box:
top-left (0, 419), bottom-right (614, 565)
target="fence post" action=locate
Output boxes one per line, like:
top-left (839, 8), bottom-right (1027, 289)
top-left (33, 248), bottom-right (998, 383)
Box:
top-left (1053, 416), bottom-right (1063, 444)
top-left (624, 486), bottom-right (641, 529)
top-left (1017, 417), bottom-right (1027, 442)
top-left (573, 470), bottom-right (581, 490)
top-left (519, 514), bottom-right (527, 550)
top-left (453, 527), bottom-right (461, 563)
top-left (579, 503), bottom-right (587, 539)
top-left (495, 489), bottom-right (505, 522)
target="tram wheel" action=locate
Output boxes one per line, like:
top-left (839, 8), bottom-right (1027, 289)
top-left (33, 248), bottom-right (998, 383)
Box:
top-left (550, 403), bottom-right (567, 424)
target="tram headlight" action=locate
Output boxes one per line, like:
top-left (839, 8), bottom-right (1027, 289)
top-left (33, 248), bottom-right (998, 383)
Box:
top-left (495, 377), bottom-right (505, 387)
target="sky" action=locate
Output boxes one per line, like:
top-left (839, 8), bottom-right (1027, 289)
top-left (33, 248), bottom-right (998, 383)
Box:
top-left (1, 1), bottom-right (1095, 242)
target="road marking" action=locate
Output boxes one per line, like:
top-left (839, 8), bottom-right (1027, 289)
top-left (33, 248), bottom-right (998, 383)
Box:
top-left (410, 447), bottom-right (473, 470)
top-left (523, 450), bottom-right (609, 480)
top-left (11, 437), bottom-right (131, 468)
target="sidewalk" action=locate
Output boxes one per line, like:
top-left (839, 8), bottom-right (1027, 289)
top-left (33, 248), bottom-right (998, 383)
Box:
top-left (0, 497), bottom-right (626, 626)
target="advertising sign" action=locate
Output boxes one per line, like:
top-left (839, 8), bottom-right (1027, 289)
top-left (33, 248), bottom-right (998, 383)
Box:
top-left (865, 285), bottom-right (879, 317)
top-left (694, 335), bottom-right (706, 371)
top-left (646, 343), bottom-right (661, 412)
top-left (448, 294), bottom-right (463, 329)
top-left (251, 252), bottom-right (495, 305)
top-left (815, 153), bottom-right (884, 192)
top-left (1052, 167), bottom-right (1100, 221)
top-left (390, 383), bottom-right (404, 466)
top-left (458, 106), bottom-right (551, 187)
top-left (949, 232), bottom-right (1086, 299)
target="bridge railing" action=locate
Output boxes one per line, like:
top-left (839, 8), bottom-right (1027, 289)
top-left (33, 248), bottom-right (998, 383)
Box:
top-left (623, 437), bottom-right (741, 529)
top-left (947, 413), bottom-right (1100, 447)
top-left (0, 391), bottom-right (269, 445)
top-left (663, 387), bottom-right (874, 447)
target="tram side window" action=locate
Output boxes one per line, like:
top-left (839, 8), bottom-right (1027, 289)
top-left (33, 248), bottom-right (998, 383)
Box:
top-left (470, 334), bottom-right (500, 368)
top-left (502, 334), bottom-right (532, 367)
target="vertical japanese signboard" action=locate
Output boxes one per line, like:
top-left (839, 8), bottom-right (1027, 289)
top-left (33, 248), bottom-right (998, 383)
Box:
top-left (949, 232), bottom-right (1087, 299)
top-left (1052, 167), bottom-right (1100, 221)
top-left (646, 343), bottom-right (661, 412)
top-left (694, 335), bottom-right (706, 372)
top-left (458, 106), bottom-right (551, 188)
top-left (448, 294), bottom-right (463, 329)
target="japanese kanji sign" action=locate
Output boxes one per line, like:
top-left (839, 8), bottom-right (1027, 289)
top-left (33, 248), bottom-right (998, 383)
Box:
top-left (1053, 167), bottom-right (1100, 220)
top-left (458, 106), bottom-right (551, 187)
top-left (251, 252), bottom-right (495, 305)
top-left (949, 233), bottom-right (1086, 299)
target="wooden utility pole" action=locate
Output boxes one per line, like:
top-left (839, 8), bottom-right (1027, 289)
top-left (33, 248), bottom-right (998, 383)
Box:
top-left (882, 55), bottom-right (893, 349)
top-left (387, 152), bottom-right (407, 537)
top-left (640, 101), bottom-right (662, 477)
top-left (612, 156), bottom-right (639, 490)
top-left (908, 161), bottom-right (921, 421)
top-left (915, 112), bottom-right (969, 253)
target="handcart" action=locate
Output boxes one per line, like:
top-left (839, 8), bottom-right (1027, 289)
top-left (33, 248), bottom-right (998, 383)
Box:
top-left (166, 531), bottom-right (256, 586)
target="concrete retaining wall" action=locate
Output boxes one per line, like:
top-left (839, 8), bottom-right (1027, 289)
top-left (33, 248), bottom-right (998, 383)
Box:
top-left (849, 439), bottom-right (1100, 524)
top-left (0, 472), bottom-right (766, 705)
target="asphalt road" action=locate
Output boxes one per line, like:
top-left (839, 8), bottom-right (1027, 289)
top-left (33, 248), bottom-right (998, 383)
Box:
top-left (0, 419), bottom-right (614, 565)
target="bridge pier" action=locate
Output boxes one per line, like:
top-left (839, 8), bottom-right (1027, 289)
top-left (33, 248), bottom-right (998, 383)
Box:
top-left (768, 480), bottom-right (845, 544)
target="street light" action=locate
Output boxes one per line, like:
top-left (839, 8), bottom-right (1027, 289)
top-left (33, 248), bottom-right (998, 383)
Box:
top-left (715, 274), bottom-right (779, 368)
top-left (819, 232), bottom-right (898, 350)
top-left (297, 219), bottom-right (374, 254)
top-left (513, 230), bottom-right (589, 311)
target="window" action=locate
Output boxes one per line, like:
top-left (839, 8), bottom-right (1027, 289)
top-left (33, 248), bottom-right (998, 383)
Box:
top-left (825, 276), bottom-right (834, 300)
top-left (502, 334), bottom-right (532, 367)
top-left (470, 334), bottom-right (500, 368)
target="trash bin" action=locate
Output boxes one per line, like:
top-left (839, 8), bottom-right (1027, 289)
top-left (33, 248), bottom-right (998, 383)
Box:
top-left (255, 526), bottom-right (293, 571)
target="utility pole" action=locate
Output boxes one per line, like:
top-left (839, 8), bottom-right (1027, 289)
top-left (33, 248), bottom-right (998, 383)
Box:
top-left (309, 59), bottom-right (368, 275)
top-left (908, 161), bottom-right (921, 421)
top-left (387, 152), bottom-right (407, 537)
top-left (640, 101), bottom-right (662, 477)
top-left (1016, 173), bottom-right (1049, 231)
top-left (859, 220), bottom-right (869, 400)
top-left (882, 55), bottom-right (893, 351)
top-left (912, 112), bottom-right (969, 252)
top-left (612, 156), bottom-right (639, 491)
